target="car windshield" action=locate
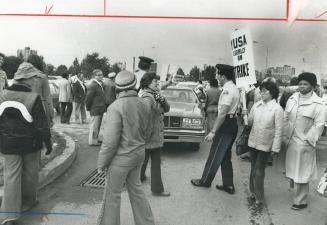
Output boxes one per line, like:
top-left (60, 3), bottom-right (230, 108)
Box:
top-left (161, 89), bottom-right (198, 103)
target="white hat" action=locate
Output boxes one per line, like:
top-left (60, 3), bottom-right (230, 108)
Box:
top-left (115, 71), bottom-right (136, 90)
top-left (108, 72), bottom-right (116, 78)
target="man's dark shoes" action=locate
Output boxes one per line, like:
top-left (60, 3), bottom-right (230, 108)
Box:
top-left (216, 185), bottom-right (235, 194)
top-left (291, 204), bottom-right (307, 210)
top-left (190, 179), bottom-right (211, 188)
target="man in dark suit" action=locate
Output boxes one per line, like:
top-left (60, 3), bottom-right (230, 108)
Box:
top-left (72, 73), bottom-right (87, 124)
top-left (85, 69), bottom-right (106, 146)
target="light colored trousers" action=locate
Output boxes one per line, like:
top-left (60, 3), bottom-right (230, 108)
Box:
top-left (98, 164), bottom-right (155, 225)
top-left (73, 102), bottom-right (86, 124)
top-left (88, 114), bottom-right (103, 145)
top-left (294, 182), bottom-right (309, 205)
top-left (0, 151), bottom-right (40, 223)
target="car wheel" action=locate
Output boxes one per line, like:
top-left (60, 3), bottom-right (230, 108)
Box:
top-left (190, 143), bottom-right (200, 151)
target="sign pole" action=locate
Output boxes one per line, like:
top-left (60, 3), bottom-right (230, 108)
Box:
top-left (241, 89), bottom-right (248, 125)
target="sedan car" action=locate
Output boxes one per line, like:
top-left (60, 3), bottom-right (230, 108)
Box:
top-left (161, 86), bottom-right (206, 150)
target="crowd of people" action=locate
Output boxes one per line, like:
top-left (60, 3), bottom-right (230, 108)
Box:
top-left (0, 50), bottom-right (326, 225)
top-left (200, 70), bottom-right (326, 211)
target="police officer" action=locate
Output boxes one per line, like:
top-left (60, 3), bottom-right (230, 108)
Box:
top-left (135, 56), bottom-right (154, 90)
top-left (191, 64), bottom-right (240, 194)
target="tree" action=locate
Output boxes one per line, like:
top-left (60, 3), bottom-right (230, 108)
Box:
top-left (55, 65), bottom-right (68, 77)
top-left (45, 64), bottom-right (55, 76)
top-left (68, 57), bottom-right (81, 75)
top-left (80, 52), bottom-right (110, 79)
top-left (110, 62), bottom-right (122, 74)
top-left (2, 56), bottom-right (23, 79)
top-left (202, 65), bottom-right (216, 81)
top-left (176, 67), bottom-right (185, 75)
top-left (27, 54), bottom-right (46, 72)
top-left (189, 66), bottom-right (200, 81)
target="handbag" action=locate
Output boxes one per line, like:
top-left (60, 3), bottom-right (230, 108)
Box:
top-left (235, 126), bottom-right (251, 156)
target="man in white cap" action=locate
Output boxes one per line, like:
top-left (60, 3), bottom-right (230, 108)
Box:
top-left (103, 72), bottom-right (117, 109)
top-left (97, 70), bottom-right (155, 225)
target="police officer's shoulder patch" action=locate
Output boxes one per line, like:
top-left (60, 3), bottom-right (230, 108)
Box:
top-left (223, 90), bottom-right (229, 95)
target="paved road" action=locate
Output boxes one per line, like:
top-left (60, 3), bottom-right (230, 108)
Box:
top-left (16, 118), bottom-right (327, 225)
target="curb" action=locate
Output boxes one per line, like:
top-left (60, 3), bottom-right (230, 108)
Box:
top-left (0, 131), bottom-right (77, 198)
top-left (38, 131), bottom-right (77, 189)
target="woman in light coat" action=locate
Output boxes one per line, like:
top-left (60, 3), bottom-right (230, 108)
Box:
top-left (247, 80), bottom-right (284, 207)
top-left (284, 72), bottom-right (326, 210)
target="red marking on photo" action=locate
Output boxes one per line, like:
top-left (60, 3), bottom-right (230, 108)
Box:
top-left (104, 0), bottom-right (106, 15)
top-left (0, 0), bottom-right (324, 22)
top-left (315, 10), bottom-right (327, 19)
top-left (45, 5), bottom-right (54, 14)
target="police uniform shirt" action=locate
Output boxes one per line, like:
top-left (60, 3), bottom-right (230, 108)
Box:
top-left (218, 80), bottom-right (240, 115)
top-left (135, 69), bottom-right (146, 90)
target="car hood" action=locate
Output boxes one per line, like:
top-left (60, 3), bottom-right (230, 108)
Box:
top-left (165, 102), bottom-right (202, 117)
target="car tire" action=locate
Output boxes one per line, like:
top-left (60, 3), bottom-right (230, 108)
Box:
top-left (190, 143), bottom-right (200, 151)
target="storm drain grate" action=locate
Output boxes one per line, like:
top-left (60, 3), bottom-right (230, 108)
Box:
top-left (80, 169), bottom-right (106, 188)
top-left (80, 169), bottom-right (126, 190)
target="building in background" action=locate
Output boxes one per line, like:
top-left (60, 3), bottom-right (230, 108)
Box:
top-left (17, 47), bottom-right (37, 61)
top-left (255, 70), bottom-right (264, 82)
top-left (264, 65), bottom-right (296, 84)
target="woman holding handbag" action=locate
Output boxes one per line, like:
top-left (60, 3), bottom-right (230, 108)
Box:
top-left (247, 80), bottom-right (284, 207)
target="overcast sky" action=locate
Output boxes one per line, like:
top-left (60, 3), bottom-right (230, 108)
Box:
top-left (0, 0), bottom-right (326, 76)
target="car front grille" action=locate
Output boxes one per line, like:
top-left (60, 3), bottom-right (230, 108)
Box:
top-left (170, 116), bottom-right (181, 127)
top-left (164, 116), bottom-right (181, 128)
top-left (164, 116), bottom-right (169, 127)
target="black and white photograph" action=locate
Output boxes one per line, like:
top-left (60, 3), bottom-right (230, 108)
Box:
top-left (0, 0), bottom-right (327, 224)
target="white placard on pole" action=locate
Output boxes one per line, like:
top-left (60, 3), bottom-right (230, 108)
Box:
top-left (230, 27), bottom-right (257, 88)
top-left (230, 27), bottom-right (257, 125)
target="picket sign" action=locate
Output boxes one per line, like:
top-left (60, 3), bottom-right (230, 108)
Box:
top-left (230, 27), bottom-right (257, 125)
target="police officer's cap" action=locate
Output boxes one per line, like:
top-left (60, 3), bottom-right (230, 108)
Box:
top-left (139, 56), bottom-right (154, 65)
top-left (216, 64), bottom-right (234, 75)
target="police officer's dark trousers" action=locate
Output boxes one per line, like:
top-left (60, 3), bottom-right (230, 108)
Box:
top-left (200, 117), bottom-right (238, 186)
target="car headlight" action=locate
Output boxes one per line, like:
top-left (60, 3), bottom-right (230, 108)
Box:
top-left (192, 118), bottom-right (201, 125)
top-left (182, 118), bottom-right (192, 124)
